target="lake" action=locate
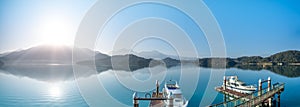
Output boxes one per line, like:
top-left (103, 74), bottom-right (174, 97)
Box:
top-left (0, 65), bottom-right (299, 107)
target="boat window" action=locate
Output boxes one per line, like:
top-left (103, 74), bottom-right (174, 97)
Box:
top-left (173, 94), bottom-right (182, 98)
top-left (175, 99), bottom-right (182, 102)
top-left (167, 84), bottom-right (179, 89)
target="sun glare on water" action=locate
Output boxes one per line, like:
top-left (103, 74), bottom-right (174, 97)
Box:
top-left (48, 84), bottom-right (62, 98)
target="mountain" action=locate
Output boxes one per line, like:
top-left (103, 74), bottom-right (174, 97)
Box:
top-left (0, 45), bottom-right (163, 72)
top-left (95, 52), bottom-right (110, 59)
top-left (1, 45), bottom-right (300, 80)
top-left (110, 49), bottom-right (196, 60)
top-left (198, 58), bottom-right (236, 68)
top-left (0, 45), bottom-right (105, 81)
top-left (1, 45), bottom-right (97, 65)
top-left (234, 50), bottom-right (300, 66)
top-left (236, 56), bottom-right (264, 63)
top-left (267, 50), bottom-right (300, 63)
top-left (137, 50), bottom-right (170, 59)
top-left (1, 45), bottom-right (72, 65)
top-left (80, 54), bottom-right (159, 71)
top-left (199, 50), bottom-right (300, 68)
top-left (109, 54), bottom-right (154, 71)
top-left (162, 57), bottom-right (181, 67)
top-left (2, 46), bottom-right (299, 69)
top-left (2, 45), bottom-right (71, 61)
top-left (109, 48), bottom-right (137, 55)
top-left (109, 49), bottom-right (169, 59)
top-left (136, 50), bottom-right (195, 60)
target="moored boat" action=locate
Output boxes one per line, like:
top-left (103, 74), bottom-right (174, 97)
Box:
top-left (224, 76), bottom-right (257, 94)
top-left (163, 80), bottom-right (188, 107)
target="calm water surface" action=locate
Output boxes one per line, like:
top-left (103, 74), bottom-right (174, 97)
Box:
top-left (0, 65), bottom-right (299, 107)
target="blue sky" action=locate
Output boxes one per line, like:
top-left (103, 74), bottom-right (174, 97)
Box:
top-left (0, 0), bottom-right (299, 57)
top-left (204, 0), bottom-right (300, 57)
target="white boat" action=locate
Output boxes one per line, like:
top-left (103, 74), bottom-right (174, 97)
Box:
top-left (224, 76), bottom-right (257, 94)
top-left (163, 80), bottom-right (188, 107)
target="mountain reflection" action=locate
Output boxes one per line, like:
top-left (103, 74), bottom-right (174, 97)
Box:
top-left (234, 65), bottom-right (300, 78)
top-left (0, 65), bottom-right (74, 82)
top-left (0, 64), bottom-right (300, 82)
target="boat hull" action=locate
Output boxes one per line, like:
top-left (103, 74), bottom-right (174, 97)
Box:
top-left (226, 85), bottom-right (256, 94)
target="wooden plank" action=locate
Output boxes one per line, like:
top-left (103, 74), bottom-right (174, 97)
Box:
top-left (215, 87), bottom-right (248, 98)
top-left (150, 92), bottom-right (165, 107)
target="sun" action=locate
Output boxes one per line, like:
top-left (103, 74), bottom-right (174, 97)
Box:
top-left (37, 15), bottom-right (74, 46)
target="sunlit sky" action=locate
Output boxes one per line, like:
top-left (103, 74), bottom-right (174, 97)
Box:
top-left (0, 0), bottom-right (300, 57)
top-left (0, 0), bottom-right (96, 51)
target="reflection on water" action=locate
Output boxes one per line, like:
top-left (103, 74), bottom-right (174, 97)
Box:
top-left (48, 83), bottom-right (62, 98)
top-left (235, 65), bottom-right (300, 77)
top-left (0, 65), bottom-right (300, 106)
top-left (0, 70), bottom-right (88, 107)
top-left (0, 65), bottom-right (74, 82)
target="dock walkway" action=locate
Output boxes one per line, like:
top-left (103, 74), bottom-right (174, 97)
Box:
top-left (149, 92), bottom-right (165, 107)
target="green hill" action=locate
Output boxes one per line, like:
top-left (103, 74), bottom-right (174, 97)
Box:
top-left (267, 50), bottom-right (300, 63)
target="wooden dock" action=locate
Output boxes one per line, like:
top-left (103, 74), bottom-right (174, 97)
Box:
top-left (238, 83), bottom-right (284, 107)
top-left (133, 92), bottom-right (167, 107)
top-left (149, 92), bottom-right (165, 107)
top-left (215, 87), bottom-right (248, 98)
top-left (210, 77), bottom-right (285, 107)
top-left (133, 80), bottom-right (168, 107)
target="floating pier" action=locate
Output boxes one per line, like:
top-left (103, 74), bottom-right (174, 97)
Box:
top-left (133, 80), bottom-right (167, 107)
top-left (210, 76), bottom-right (285, 107)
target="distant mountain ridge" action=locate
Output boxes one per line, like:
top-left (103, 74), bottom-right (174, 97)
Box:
top-left (109, 48), bottom-right (137, 55)
top-left (137, 50), bottom-right (170, 59)
top-left (198, 50), bottom-right (300, 67)
top-left (0, 45), bottom-right (98, 65)
top-left (0, 45), bottom-right (179, 71)
top-left (0, 45), bottom-right (299, 74)
top-left (0, 45), bottom-right (299, 80)
top-left (235, 50), bottom-right (300, 65)
top-left (268, 50), bottom-right (300, 63)
top-left (1, 45), bottom-right (300, 66)
top-left (109, 49), bottom-right (195, 60)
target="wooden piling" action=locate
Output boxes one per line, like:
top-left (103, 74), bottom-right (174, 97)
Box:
top-left (268, 77), bottom-right (272, 107)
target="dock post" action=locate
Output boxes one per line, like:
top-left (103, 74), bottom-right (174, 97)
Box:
top-left (223, 76), bottom-right (226, 90)
top-left (258, 79), bottom-right (262, 106)
top-left (133, 92), bottom-right (139, 107)
top-left (156, 80), bottom-right (159, 97)
top-left (268, 77), bottom-right (271, 91)
top-left (268, 77), bottom-right (272, 107)
top-left (258, 79), bottom-right (262, 96)
top-left (223, 93), bottom-right (227, 102)
top-left (134, 99), bottom-right (139, 107)
top-left (277, 93), bottom-right (281, 107)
